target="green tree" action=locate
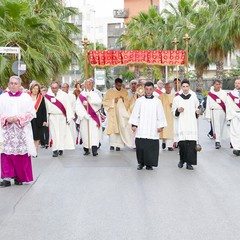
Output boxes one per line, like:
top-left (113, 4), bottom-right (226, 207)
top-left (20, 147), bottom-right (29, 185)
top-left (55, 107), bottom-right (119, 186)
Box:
top-left (119, 7), bottom-right (166, 81)
top-left (0, 0), bottom-right (80, 88)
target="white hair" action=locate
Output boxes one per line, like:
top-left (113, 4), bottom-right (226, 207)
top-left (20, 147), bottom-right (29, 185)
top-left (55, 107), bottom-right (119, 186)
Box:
top-left (9, 76), bottom-right (22, 85)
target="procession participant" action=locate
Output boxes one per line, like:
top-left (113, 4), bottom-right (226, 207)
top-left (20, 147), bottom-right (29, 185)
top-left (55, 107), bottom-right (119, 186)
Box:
top-left (76, 79), bottom-right (102, 156)
top-left (153, 80), bottom-right (165, 97)
top-left (30, 82), bottom-right (47, 156)
top-left (128, 79), bottom-right (138, 99)
top-left (0, 76), bottom-right (36, 187)
top-left (226, 79), bottom-right (240, 156)
top-left (45, 81), bottom-right (75, 157)
top-left (172, 80), bottom-right (200, 170)
top-left (129, 81), bottom-right (167, 170)
top-left (128, 79), bottom-right (138, 114)
top-left (88, 78), bottom-right (103, 149)
top-left (61, 83), bottom-right (77, 144)
top-left (205, 80), bottom-right (227, 149)
top-left (88, 78), bottom-right (102, 100)
top-left (159, 83), bottom-right (174, 151)
top-left (73, 82), bottom-right (81, 99)
top-left (171, 78), bottom-right (181, 95)
top-left (40, 86), bottom-right (49, 149)
top-left (103, 78), bottom-right (131, 151)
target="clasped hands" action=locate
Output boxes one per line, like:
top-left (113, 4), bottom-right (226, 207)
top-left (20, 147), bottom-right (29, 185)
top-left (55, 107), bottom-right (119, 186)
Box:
top-left (177, 107), bottom-right (200, 115)
top-left (132, 126), bottom-right (163, 133)
top-left (115, 96), bottom-right (124, 103)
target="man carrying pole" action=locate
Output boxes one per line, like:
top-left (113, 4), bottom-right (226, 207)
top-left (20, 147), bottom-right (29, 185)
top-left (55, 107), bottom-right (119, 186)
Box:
top-left (76, 79), bottom-right (102, 156)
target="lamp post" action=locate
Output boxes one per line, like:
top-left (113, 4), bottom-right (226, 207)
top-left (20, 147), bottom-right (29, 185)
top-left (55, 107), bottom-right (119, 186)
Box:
top-left (81, 37), bottom-right (90, 79)
top-left (183, 33), bottom-right (191, 80)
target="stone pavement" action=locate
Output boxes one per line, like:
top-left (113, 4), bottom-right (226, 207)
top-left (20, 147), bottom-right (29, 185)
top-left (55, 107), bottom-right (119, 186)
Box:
top-left (0, 117), bottom-right (240, 240)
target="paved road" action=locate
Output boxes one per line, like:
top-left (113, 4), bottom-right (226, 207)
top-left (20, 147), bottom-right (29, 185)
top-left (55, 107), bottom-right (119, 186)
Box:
top-left (0, 117), bottom-right (240, 240)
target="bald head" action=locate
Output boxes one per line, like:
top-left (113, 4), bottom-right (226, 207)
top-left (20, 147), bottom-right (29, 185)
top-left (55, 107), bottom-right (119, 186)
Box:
top-left (235, 79), bottom-right (240, 90)
top-left (62, 83), bottom-right (69, 93)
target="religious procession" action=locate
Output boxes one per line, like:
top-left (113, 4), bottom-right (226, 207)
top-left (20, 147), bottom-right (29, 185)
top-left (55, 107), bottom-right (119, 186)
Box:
top-left (0, 74), bottom-right (240, 188)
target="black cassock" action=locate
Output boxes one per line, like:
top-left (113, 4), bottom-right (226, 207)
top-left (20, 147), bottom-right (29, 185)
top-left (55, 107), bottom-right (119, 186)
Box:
top-left (135, 138), bottom-right (159, 167)
top-left (178, 140), bottom-right (197, 165)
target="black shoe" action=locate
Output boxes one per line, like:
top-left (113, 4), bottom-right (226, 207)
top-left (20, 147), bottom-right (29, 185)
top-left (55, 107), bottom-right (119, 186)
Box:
top-left (14, 178), bottom-right (23, 186)
top-left (110, 146), bottom-right (114, 150)
top-left (162, 142), bottom-right (166, 150)
top-left (0, 180), bottom-right (11, 187)
top-left (116, 147), bottom-right (120, 151)
top-left (58, 150), bottom-right (63, 156)
top-left (84, 151), bottom-right (90, 156)
top-left (93, 152), bottom-right (98, 156)
top-left (45, 145), bottom-right (49, 149)
top-left (186, 164), bottom-right (194, 170)
top-left (52, 150), bottom-right (58, 157)
top-left (215, 142), bottom-right (221, 149)
top-left (137, 164), bottom-right (144, 170)
top-left (168, 147), bottom-right (174, 151)
top-left (178, 161), bottom-right (184, 168)
top-left (233, 149), bottom-right (240, 156)
top-left (146, 166), bottom-right (153, 170)
top-left (207, 133), bottom-right (214, 139)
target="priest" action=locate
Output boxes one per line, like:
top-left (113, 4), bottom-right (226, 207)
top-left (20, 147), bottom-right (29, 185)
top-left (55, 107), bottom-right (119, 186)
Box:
top-left (76, 79), bottom-right (102, 156)
top-left (205, 80), bottom-right (227, 149)
top-left (226, 79), bottom-right (240, 156)
top-left (159, 83), bottom-right (175, 151)
top-left (129, 81), bottom-right (167, 170)
top-left (172, 80), bottom-right (200, 170)
top-left (45, 81), bottom-right (75, 157)
top-left (103, 78), bottom-right (131, 151)
top-left (0, 76), bottom-right (36, 187)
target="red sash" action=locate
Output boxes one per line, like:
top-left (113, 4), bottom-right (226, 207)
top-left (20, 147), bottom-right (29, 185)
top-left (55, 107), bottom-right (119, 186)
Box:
top-left (208, 92), bottom-right (226, 112)
top-left (45, 94), bottom-right (67, 117)
top-left (33, 94), bottom-right (43, 112)
top-left (155, 89), bottom-right (163, 95)
top-left (79, 94), bottom-right (100, 128)
top-left (229, 92), bottom-right (240, 108)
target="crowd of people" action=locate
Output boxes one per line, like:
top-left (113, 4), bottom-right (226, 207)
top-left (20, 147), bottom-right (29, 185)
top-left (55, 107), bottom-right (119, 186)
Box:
top-left (0, 75), bottom-right (240, 187)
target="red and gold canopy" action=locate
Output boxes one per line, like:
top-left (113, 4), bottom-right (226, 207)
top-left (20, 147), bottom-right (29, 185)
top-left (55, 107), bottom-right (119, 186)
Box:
top-left (88, 50), bottom-right (186, 67)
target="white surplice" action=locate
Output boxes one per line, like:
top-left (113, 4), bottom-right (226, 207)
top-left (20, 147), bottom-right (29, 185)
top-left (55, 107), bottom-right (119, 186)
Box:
top-left (0, 92), bottom-right (36, 156)
top-left (172, 93), bottom-right (199, 141)
top-left (76, 90), bottom-right (102, 148)
top-left (226, 89), bottom-right (240, 150)
top-left (205, 89), bottom-right (228, 142)
top-left (45, 89), bottom-right (75, 151)
top-left (129, 96), bottom-right (167, 139)
top-left (68, 92), bottom-right (77, 144)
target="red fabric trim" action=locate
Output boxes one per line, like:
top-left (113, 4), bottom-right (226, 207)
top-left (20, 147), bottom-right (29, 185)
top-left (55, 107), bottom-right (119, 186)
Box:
top-left (88, 50), bottom-right (186, 67)
top-left (33, 94), bottom-right (43, 112)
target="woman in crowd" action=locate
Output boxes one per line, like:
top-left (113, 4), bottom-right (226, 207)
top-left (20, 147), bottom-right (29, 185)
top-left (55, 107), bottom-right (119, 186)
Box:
top-left (30, 82), bottom-right (47, 156)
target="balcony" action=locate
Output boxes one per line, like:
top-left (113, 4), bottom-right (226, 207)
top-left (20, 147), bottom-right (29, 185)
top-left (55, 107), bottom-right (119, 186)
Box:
top-left (113, 9), bottom-right (129, 18)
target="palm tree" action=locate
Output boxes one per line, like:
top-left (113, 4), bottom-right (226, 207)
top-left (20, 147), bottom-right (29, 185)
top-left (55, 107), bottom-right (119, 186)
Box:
top-left (196, 0), bottom-right (236, 81)
top-left (0, 0), bottom-right (80, 88)
top-left (119, 7), bottom-right (166, 81)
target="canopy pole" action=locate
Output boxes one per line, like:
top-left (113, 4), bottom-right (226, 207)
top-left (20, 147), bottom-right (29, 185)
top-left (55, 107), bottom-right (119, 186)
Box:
top-left (183, 34), bottom-right (191, 80)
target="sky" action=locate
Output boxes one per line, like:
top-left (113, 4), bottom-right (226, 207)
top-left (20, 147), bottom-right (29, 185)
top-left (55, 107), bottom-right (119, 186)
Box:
top-left (65, 0), bottom-right (123, 18)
